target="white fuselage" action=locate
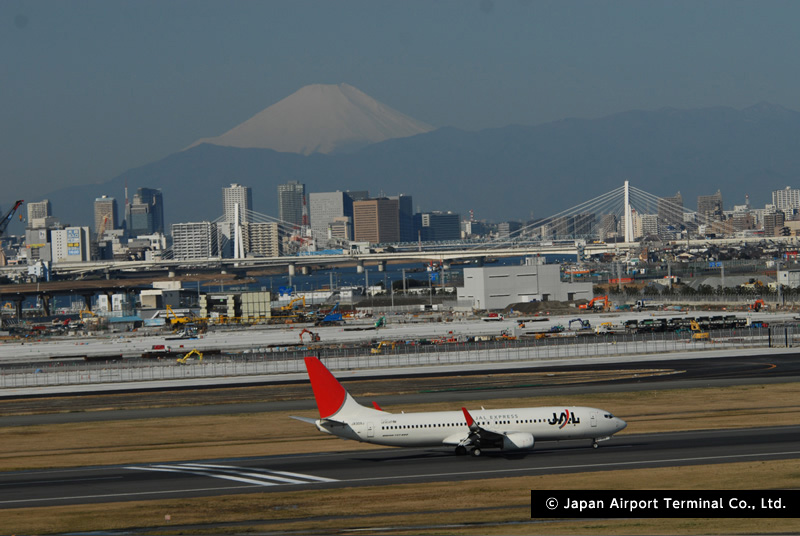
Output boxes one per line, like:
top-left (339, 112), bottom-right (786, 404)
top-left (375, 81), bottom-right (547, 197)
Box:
top-left (316, 406), bottom-right (626, 449)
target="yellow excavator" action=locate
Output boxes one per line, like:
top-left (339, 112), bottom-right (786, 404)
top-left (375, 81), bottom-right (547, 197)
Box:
top-left (690, 320), bottom-right (709, 340)
top-left (176, 349), bottom-right (203, 364)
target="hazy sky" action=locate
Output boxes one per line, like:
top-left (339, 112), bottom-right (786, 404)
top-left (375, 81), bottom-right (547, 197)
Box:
top-left (3, 0), bottom-right (800, 202)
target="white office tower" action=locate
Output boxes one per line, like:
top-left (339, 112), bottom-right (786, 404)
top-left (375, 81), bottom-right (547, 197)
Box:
top-left (773, 187), bottom-right (800, 212)
top-left (220, 183), bottom-right (252, 257)
top-left (172, 222), bottom-right (219, 260)
top-left (309, 191), bottom-right (354, 245)
top-left (223, 183), bottom-right (253, 224)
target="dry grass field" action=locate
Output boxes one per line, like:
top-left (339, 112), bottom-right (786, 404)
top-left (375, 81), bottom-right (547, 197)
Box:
top-left (0, 382), bottom-right (798, 534)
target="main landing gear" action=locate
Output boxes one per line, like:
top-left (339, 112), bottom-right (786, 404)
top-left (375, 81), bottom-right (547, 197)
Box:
top-left (592, 440), bottom-right (599, 449)
top-left (454, 446), bottom-right (482, 457)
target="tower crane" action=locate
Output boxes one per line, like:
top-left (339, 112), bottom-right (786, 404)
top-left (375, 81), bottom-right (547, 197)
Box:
top-left (0, 200), bottom-right (23, 237)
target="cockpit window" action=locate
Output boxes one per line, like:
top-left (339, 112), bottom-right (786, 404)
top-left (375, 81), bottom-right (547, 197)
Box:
top-left (604, 413), bottom-right (614, 418)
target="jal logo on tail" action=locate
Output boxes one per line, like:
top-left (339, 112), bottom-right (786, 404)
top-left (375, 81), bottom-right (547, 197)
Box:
top-left (548, 409), bottom-right (580, 429)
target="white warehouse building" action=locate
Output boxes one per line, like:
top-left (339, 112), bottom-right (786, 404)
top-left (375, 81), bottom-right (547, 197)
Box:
top-left (457, 257), bottom-right (593, 310)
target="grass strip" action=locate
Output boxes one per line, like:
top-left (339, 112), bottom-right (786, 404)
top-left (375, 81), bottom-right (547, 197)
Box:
top-left (2, 459), bottom-right (799, 535)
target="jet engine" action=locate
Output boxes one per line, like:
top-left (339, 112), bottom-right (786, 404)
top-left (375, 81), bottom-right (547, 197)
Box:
top-left (502, 432), bottom-right (534, 450)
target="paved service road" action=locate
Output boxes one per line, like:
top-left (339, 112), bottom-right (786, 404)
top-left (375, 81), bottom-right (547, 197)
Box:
top-left (1, 425), bottom-right (798, 509)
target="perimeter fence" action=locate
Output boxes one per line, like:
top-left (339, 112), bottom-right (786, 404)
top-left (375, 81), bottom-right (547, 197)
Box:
top-left (1, 326), bottom-right (797, 389)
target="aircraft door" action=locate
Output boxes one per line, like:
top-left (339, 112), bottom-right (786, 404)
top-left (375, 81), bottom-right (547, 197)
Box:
top-left (591, 412), bottom-right (597, 428)
top-left (367, 422), bottom-right (374, 438)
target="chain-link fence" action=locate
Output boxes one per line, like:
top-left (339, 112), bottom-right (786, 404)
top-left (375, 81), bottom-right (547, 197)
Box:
top-left (1, 326), bottom-right (793, 389)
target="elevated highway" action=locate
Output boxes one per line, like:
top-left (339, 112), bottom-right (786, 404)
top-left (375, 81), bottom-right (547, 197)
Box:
top-left (3, 234), bottom-right (799, 280)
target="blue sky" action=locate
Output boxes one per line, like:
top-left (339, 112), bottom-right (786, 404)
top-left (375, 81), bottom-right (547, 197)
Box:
top-left (3, 0), bottom-right (800, 202)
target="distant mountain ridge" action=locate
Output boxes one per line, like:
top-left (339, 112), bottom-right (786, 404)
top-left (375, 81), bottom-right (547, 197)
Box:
top-left (42, 102), bottom-right (800, 229)
top-left (188, 83), bottom-right (434, 155)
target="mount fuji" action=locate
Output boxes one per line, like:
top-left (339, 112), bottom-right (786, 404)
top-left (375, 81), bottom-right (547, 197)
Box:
top-left (188, 83), bottom-right (435, 155)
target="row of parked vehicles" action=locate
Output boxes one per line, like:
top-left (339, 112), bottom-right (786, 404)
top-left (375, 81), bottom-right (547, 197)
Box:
top-left (621, 315), bottom-right (762, 334)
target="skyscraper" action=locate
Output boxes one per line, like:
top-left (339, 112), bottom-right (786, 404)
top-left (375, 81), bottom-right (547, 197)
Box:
top-left (697, 190), bottom-right (723, 223)
top-left (128, 188), bottom-right (164, 236)
top-left (772, 187), bottom-right (800, 212)
top-left (94, 196), bottom-right (118, 237)
top-left (223, 183), bottom-right (253, 224)
top-left (353, 198), bottom-right (399, 243)
top-left (278, 181), bottom-right (306, 228)
top-left (309, 191), bottom-right (354, 240)
top-left (658, 192), bottom-right (684, 227)
top-left (26, 200), bottom-right (53, 229)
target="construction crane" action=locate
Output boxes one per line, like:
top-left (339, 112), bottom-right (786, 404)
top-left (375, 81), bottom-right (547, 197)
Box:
top-left (0, 200), bottom-right (23, 237)
top-left (165, 304), bottom-right (191, 325)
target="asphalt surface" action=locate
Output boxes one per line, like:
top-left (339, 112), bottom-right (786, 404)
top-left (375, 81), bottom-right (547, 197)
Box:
top-left (2, 352), bottom-right (798, 426)
top-left (1, 425), bottom-right (798, 509)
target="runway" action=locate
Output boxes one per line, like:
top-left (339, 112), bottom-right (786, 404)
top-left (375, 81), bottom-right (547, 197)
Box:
top-left (2, 352), bottom-right (799, 427)
top-left (1, 425), bottom-right (798, 509)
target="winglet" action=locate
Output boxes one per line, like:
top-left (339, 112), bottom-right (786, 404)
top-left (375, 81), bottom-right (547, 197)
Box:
top-left (462, 407), bottom-right (476, 429)
top-left (304, 356), bottom-right (347, 419)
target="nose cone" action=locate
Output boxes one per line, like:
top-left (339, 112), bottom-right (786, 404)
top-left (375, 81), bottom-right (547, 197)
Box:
top-left (616, 418), bottom-right (627, 431)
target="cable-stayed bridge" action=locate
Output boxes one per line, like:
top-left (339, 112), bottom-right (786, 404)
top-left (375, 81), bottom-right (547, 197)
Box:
top-left (7, 182), bottom-right (797, 278)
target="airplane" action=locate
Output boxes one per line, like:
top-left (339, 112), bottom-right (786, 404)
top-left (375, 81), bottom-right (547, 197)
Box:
top-left (292, 356), bottom-right (627, 457)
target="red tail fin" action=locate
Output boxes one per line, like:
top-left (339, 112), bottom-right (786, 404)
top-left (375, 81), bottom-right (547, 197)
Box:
top-left (304, 356), bottom-right (346, 419)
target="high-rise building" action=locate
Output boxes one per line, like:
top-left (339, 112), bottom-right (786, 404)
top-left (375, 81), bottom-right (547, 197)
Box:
top-left (389, 194), bottom-right (414, 242)
top-left (171, 222), bottom-right (219, 260)
top-left (772, 187), bottom-right (800, 212)
top-left (598, 214), bottom-right (618, 240)
top-left (658, 192), bottom-right (684, 226)
top-left (128, 188), bottom-right (164, 236)
top-left (243, 222), bottom-right (282, 257)
top-left (26, 200), bottom-right (55, 230)
top-left (309, 191), bottom-right (354, 240)
top-left (223, 183), bottom-right (253, 224)
top-left (572, 213), bottom-right (595, 237)
top-left (27, 200), bottom-right (51, 222)
top-left (353, 198), bottom-right (399, 243)
top-left (50, 227), bottom-right (91, 263)
top-left (641, 214), bottom-right (660, 238)
top-left (278, 181), bottom-right (306, 227)
top-left (764, 211), bottom-right (786, 237)
top-left (94, 196), bottom-right (118, 237)
top-left (414, 211), bottom-right (461, 242)
top-left (697, 190), bottom-right (723, 223)
top-left (497, 221), bottom-right (523, 239)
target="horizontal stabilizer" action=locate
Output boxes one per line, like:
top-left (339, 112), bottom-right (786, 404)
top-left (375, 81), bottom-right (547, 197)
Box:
top-left (290, 416), bottom-right (318, 424)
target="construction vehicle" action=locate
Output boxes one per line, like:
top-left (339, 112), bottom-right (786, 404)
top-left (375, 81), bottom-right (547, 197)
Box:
top-left (481, 313), bottom-right (504, 321)
top-left (749, 299), bottom-right (766, 312)
top-left (281, 296), bottom-right (306, 311)
top-left (176, 349), bottom-right (203, 364)
top-left (0, 200), bottom-right (23, 237)
top-left (498, 329), bottom-right (516, 340)
top-left (690, 320), bottom-right (709, 340)
top-left (299, 328), bottom-right (320, 343)
top-left (315, 302), bottom-right (343, 326)
top-left (370, 340), bottom-right (397, 354)
top-left (375, 316), bottom-right (386, 328)
top-left (165, 304), bottom-right (191, 325)
top-left (579, 296), bottom-right (609, 310)
top-left (568, 318), bottom-right (591, 330)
